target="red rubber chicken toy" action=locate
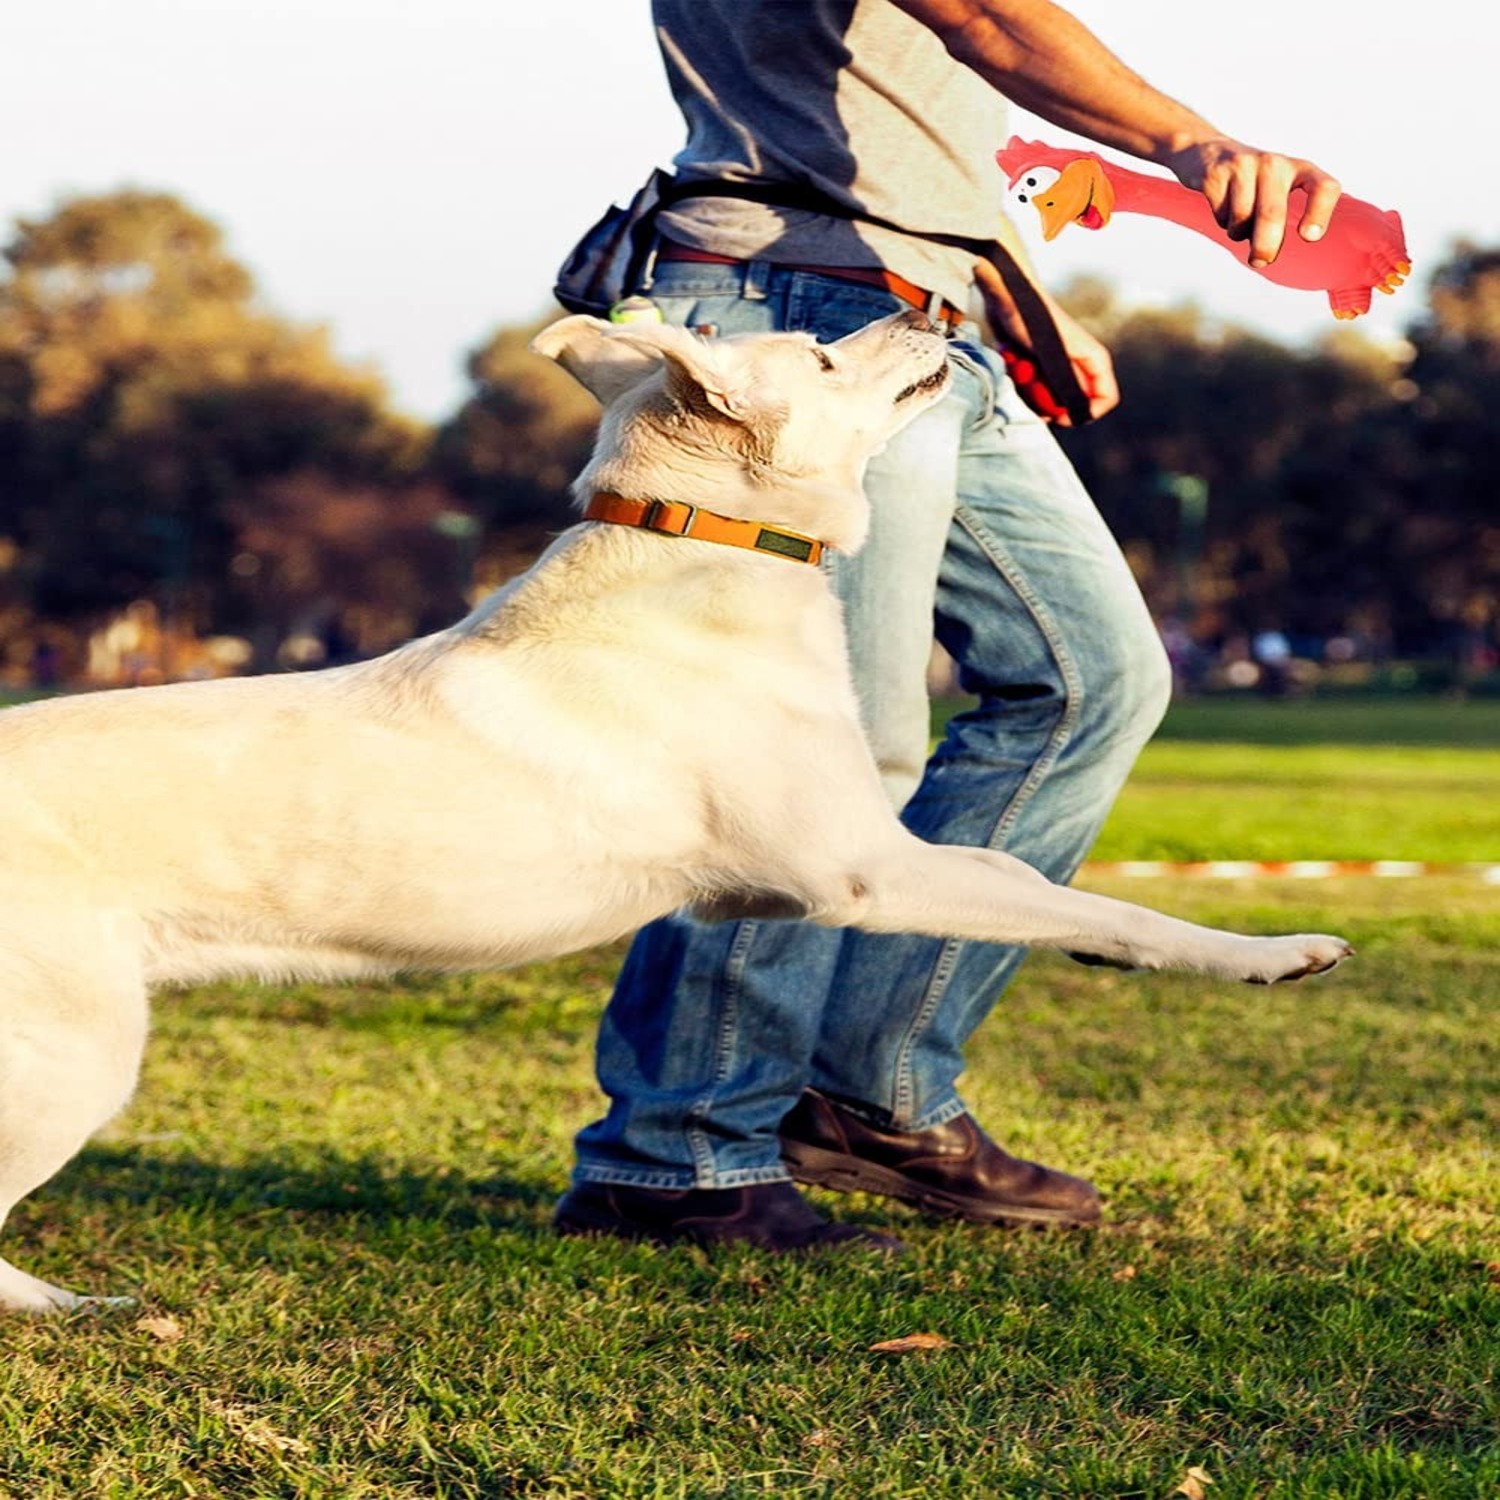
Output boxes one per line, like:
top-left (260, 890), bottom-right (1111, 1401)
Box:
top-left (997, 136), bottom-right (1410, 319)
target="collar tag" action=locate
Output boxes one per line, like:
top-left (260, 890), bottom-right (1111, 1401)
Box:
top-left (754, 528), bottom-right (816, 563)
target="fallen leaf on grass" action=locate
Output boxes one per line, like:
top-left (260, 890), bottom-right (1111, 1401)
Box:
top-left (135, 1315), bottom-right (184, 1343)
top-left (211, 1403), bottom-right (311, 1456)
top-left (242, 1424), bottom-right (311, 1456)
top-left (1171, 1464), bottom-right (1214, 1499)
top-left (1112, 1264), bottom-right (1138, 1282)
top-left (869, 1332), bottom-right (952, 1353)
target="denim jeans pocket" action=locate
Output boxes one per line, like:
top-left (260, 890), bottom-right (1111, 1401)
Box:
top-left (784, 275), bottom-right (922, 340)
top-left (637, 263), bottom-right (788, 337)
top-left (943, 338), bottom-right (1001, 429)
top-left (644, 294), bottom-right (709, 328)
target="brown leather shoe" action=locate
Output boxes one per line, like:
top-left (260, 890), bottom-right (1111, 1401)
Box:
top-left (554, 1179), bottom-right (907, 1255)
top-left (779, 1088), bottom-right (1101, 1227)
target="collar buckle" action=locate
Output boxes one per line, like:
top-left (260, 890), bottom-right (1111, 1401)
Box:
top-left (642, 499), bottom-right (698, 538)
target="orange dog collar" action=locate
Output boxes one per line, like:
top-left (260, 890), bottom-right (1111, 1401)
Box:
top-left (584, 492), bottom-right (826, 566)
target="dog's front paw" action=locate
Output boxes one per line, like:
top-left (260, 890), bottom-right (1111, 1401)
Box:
top-left (1242, 933), bottom-right (1354, 985)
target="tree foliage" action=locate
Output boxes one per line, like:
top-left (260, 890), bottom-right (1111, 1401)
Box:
top-left (422, 315), bottom-right (603, 588)
top-left (0, 191), bottom-right (430, 649)
top-left (1056, 252), bottom-right (1498, 656)
top-left (0, 187), bottom-right (1493, 685)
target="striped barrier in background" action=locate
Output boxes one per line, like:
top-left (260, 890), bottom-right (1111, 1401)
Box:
top-left (1083, 860), bottom-right (1500, 882)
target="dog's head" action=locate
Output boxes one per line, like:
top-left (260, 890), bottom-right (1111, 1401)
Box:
top-left (530, 310), bottom-right (951, 552)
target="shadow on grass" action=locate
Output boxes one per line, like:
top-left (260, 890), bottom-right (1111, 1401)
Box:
top-left (52, 1142), bottom-right (560, 1234)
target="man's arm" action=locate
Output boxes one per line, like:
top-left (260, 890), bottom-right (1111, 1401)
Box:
top-left (889, 0), bottom-right (1341, 268)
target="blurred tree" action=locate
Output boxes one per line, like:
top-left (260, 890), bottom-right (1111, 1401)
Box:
top-left (0, 190), bottom-right (430, 651)
top-left (1367, 243), bottom-right (1499, 655)
top-left (1421, 242), bottom-right (1500, 355)
top-left (1239, 245), bottom-right (1499, 661)
top-left (429, 312), bottom-right (598, 581)
top-left (0, 204), bottom-right (1492, 684)
top-left (1055, 284), bottom-right (1408, 644)
top-left (225, 473), bottom-right (475, 669)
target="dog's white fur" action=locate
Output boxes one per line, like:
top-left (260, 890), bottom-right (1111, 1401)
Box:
top-left (0, 309), bottom-right (1349, 1312)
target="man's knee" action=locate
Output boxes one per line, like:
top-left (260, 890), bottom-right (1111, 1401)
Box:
top-left (1073, 611), bottom-right (1172, 756)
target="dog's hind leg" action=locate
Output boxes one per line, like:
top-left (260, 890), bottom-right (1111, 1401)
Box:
top-left (0, 911), bottom-right (149, 1313)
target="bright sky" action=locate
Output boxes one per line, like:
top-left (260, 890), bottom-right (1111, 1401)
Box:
top-left (4, 0), bottom-right (1496, 420)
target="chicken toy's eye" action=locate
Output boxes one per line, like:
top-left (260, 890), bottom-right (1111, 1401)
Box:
top-left (1009, 165), bottom-right (1060, 207)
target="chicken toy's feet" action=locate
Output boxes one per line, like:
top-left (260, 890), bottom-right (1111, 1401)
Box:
top-left (1377, 259), bottom-right (1412, 296)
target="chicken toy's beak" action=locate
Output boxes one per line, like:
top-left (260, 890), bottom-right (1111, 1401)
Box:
top-left (1024, 159), bottom-right (1116, 240)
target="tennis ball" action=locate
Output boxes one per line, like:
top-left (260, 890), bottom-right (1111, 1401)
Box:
top-left (608, 296), bottom-right (665, 324)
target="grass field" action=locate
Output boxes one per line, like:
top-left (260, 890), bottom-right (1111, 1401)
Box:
top-left (2, 698), bottom-right (1496, 1497)
top-left (1089, 698), bottom-right (1500, 865)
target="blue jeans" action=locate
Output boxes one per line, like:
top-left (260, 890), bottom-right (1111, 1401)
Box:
top-left (572, 258), bottom-right (1172, 1188)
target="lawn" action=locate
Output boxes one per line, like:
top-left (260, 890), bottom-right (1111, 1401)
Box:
top-left (937, 694), bottom-right (1500, 865)
top-left (1, 698), bottom-right (1496, 1498)
top-left (1091, 698), bottom-right (1500, 865)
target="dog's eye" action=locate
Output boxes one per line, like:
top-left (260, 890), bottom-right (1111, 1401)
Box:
top-left (811, 348), bottom-right (835, 373)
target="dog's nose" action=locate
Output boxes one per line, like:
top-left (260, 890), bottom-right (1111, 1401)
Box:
top-left (896, 308), bottom-right (937, 335)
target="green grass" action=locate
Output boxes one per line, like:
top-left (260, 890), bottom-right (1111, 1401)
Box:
top-left (1145, 697), bottom-right (1500, 749)
top-left (934, 696), bottom-right (1500, 865)
top-left (1091, 740), bottom-right (1498, 863)
top-left (2, 699), bottom-right (1497, 1496)
top-left (1102, 700), bottom-right (1500, 864)
top-left (3, 889), bottom-right (1494, 1498)
top-left (929, 693), bottom-right (1500, 750)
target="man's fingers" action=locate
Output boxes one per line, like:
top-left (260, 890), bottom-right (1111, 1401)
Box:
top-left (1247, 223), bottom-right (1285, 267)
top-left (1078, 352), bottom-right (1119, 417)
top-left (1297, 170), bottom-right (1343, 243)
top-left (1184, 142), bottom-right (1343, 267)
top-left (1214, 157), bottom-right (1291, 258)
top-left (1244, 161), bottom-right (1290, 267)
top-left (1249, 160), bottom-right (1341, 264)
top-left (1199, 159), bottom-right (1238, 235)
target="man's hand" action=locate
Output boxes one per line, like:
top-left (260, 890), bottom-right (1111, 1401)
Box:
top-left (1163, 137), bottom-right (1342, 268)
top-left (975, 256), bottom-right (1118, 425)
top-left (1051, 306), bottom-right (1118, 425)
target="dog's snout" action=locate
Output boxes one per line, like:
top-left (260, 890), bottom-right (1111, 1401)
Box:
top-left (896, 308), bottom-right (937, 335)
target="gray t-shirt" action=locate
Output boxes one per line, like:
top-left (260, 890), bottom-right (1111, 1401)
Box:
top-left (652, 0), bottom-right (1009, 308)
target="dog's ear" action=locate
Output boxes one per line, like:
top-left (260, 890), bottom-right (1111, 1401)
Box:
top-left (529, 315), bottom-right (667, 406)
top-left (601, 322), bottom-right (760, 424)
top-left (531, 315), bottom-right (762, 424)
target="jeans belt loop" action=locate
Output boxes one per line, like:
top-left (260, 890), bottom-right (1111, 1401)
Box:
top-left (743, 258), bottom-right (772, 302)
top-left (637, 239), bottom-right (660, 294)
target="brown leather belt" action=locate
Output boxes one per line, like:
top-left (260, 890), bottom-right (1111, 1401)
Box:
top-left (657, 240), bottom-right (966, 329)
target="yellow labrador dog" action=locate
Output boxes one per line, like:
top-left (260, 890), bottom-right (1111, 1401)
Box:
top-left (0, 309), bottom-right (1350, 1311)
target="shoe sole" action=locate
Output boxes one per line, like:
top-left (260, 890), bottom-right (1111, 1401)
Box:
top-left (782, 1141), bottom-right (1101, 1228)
